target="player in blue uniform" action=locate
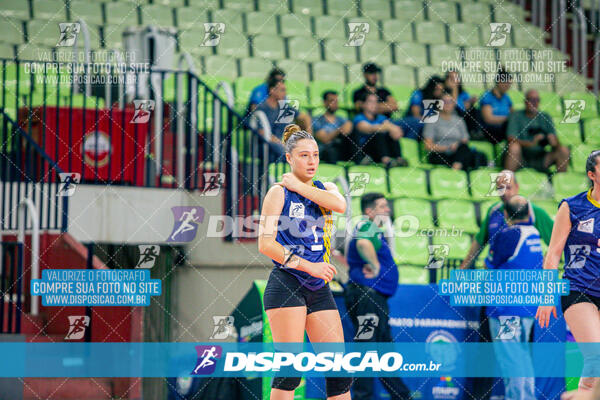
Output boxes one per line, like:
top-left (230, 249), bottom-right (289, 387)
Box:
top-left (536, 150), bottom-right (600, 396)
top-left (258, 124), bottom-right (352, 399)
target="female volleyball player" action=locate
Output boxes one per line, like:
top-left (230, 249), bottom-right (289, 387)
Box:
top-left (536, 150), bottom-right (600, 397)
top-left (258, 124), bottom-right (352, 400)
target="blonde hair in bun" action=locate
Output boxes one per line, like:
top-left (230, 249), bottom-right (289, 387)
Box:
top-left (281, 124), bottom-right (315, 153)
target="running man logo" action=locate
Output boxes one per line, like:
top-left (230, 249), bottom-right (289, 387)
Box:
top-left (487, 171), bottom-right (513, 197)
top-left (167, 206), bottom-right (204, 242)
top-left (57, 172), bottom-right (81, 197)
top-left (57, 23), bottom-right (80, 47)
top-left (346, 22), bottom-right (370, 46)
top-left (496, 316), bottom-right (520, 340)
top-left (65, 315), bottom-right (90, 340)
top-left (561, 100), bottom-right (586, 123)
top-left (427, 245), bottom-right (449, 269)
top-left (275, 100), bottom-right (300, 124)
top-left (565, 244), bottom-right (591, 269)
top-left (136, 245), bottom-right (160, 268)
top-left (201, 23), bottom-right (225, 46)
top-left (420, 100), bottom-right (444, 123)
top-left (202, 173), bottom-right (225, 196)
top-left (192, 345), bottom-right (222, 375)
top-left (131, 100), bottom-right (155, 124)
top-left (354, 314), bottom-right (379, 340)
top-left (348, 172), bottom-right (371, 196)
top-left (289, 202), bottom-right (305, 218)
top-left (210, 316), bottom-right (235, 340)
top-left (486, 23), bottom-right (511, 47)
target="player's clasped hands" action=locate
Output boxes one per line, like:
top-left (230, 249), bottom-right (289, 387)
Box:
top-left (275, 173), bottom-right (303, 193)
top-left (308, 261), bottom-right (337, 282)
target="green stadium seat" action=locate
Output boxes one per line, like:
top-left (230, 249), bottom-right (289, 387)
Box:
top-left (515, 168), bottom-right (550, 199)
top-left (0, 43), bottom-right (14, 58)
top-left (554, 117), bottom-right (582, 146)
top-left (314, 15), bottom-right (346, 39)
top-left (276, 59), bottom-right (309, 82)
top-left (101, 25), bottom-right (128, 49)
top-left (427, 2), bottom-right (458, 22)
top-left (69, 1), bottom-right (104, 26)
top-left (347, 165), bottom-right (389, 196)
top-left (389, 84), bottom-right (415, 112)
top-left (323, 38), bottom-right (358, 65)
top-left (32, 0), bottom-right (67, 21)
top-left (0, 62), bottom-right (33, 95)
top-left (469, 168), bottom-right (500, 200)
top-left (284, 79), bottom-right (309, 106)
top-left (475, 244), bottom-right (489, 268)
top-left (469, 141), bottom-right (495, 166)
top-left (415, 21), bottom-right (446, 44)
top-left (312, 61), bottom-right (346, 83)
top-left (179, 29), bottom-right (215, 56)
top-left (257, 0), bottom-right (289, 14)
top-left (245, 12), bottom-right (278, 36)
top-left (507, 90), bottom-right (525, 110)
top-left (389, 167), bottom-right (429, 198)
top-left (359, 40), bottom-right (392, 65)
top-left (381, 20), bottom-right (414, 43)
top-left (429, 168), bottom-right (470, 199)
top-left (398, 266), bottom-right (429, 284)
top-left (293, 0), bottom-right (324, 16)
top-left (309, 80), bottom-right (343, 108)
top-left (212, 9), bottom-right (244, 32)
top-left (27, 20), bottom-right (65, 47)
top-left (216, 33), bottom-right (250, 57)
top-left (538, 91), bottom-right (563, 118)
top-left (223, 0), bottom-right (254, 12)
top-left (493, 3), bottom-right (527, 23)
top-left (399, 137), bottom-right (422, 167)
top-left (384, 66), bottom-right (415, 87)
top-left (416, 67), bottom-right (442, 87)
top-left (553, 171), bottom-right (590, 200)
top-left (562, 92), bottom-right (599, 119)
top-left (394, 235), bottom-right (430, 266)
top-left (583, 119), bottom-right (600, 145)
top-left (342, 81), bottom-right (362, 108)
top-left (498, 49), bottom-right (530, 74)
top-left (555, 72), bottom-right (588, 95)
top-left (139, 4), bottom-right (174, 26)
top-left (315, 163), bottom-right (346, 182)
top-left (327, 0), bottom-right (358, 17)
top-left (153, 0), bottom-right (186, 6)
top-left (0, 19), bottom-right (26, 44)
top-left (204, 55), bottom-right (238, 79)
top-left (520, 74), bottom-right (554, 94)
top-left (429, 44), bottom-right (458, 67)
top-left (346, 64), bottom-right (364, 85)
top-left (393, 1), bottom-right (426, 21)
top-left (253, 34), bottom-right (285, 59)
top-left (433, 234), bottom-right (472, 261)
top-left (393, 198), bottom-right (434, 231)
top-left (394, 42), bottom-right (427, 67)
top-left (105, 3), bottom-right (139, 25)
top-left (176, 8), bottom-right (209, 30)
top-left (570, 144), bottom-right (597, 173)
top-left (188, 0), bottom-right (219, 9)
top-left (361, 0), bottom-right (392, 19)
top-left (435, 199), bottom-right (479, 235)
top-left (15, 45), bottom-right (52, 61)
top-left (240, 58), bottom-right (273, 78)
top-left (448, 23), bottom-right (481, 47)
top-left (279, 14), bottom-right (312, 37)
top-left (234, 76), bottom-right (263, 107)
top-left (536, 200), bottom-right (559, 220)
top-left (1, 0), bottom-right (30, 20)
top-left (461, 3), bottom-right (492, 24)
top-left (288, 36), bottom-right (322, 62)
top-left (269, 162), bottom-right (291, 182)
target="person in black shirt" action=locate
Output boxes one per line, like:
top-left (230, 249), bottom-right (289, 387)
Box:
top-left (352, 63), bottom-right (398, 119)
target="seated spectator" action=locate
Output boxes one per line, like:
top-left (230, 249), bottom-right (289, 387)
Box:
top-left (312, 91), bottom-right (353, 163)
top-left (401, 76), bottom-right (445, 140)
top-left (352, 63), bottom-right (398, 118)
top-left (351, 93), bottom-right (407, 167)
top-left (423, 93), bottom-right (487, 171)
top-left (247, 67), bottom-right (285, 113)
top-left (504, 89), bottom-right (570, 172)
top-left (254, 78), bottom-right (312, 161)
top-left (479, 67), bottom-right (513, 144)
top-left (444, 70), bottom-right (478, 132)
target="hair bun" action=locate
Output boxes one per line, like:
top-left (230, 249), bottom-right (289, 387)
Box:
top-left (282, 124), bottom-right (302, 143)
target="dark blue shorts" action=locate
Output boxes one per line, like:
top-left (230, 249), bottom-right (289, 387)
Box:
top-left (562, 290), bottom-right (600, 314)
top-left (263, 267), bottom-right (338, 314)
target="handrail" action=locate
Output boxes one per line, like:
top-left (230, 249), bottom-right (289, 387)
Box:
top-left (17, 198), bottom-right (39, 316)
top-left (74, 19), bottom-right (92, 97)
top-left (176, 53), bottom-right (196, 187)
top-left (213, 81), bottom-right (235, 170)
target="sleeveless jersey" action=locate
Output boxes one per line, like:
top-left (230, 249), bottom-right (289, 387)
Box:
top-left (560, 189), bottom-right (600, 297)
top-left (272, 180), bottom-right (334, 291)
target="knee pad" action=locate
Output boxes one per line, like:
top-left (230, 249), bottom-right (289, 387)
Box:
top-left (326, 377), bottom-right (353, 397)
top-left (271, 376), bottom-right (301, 391)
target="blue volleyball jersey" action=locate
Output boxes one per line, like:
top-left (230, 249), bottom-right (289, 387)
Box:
top-left (560, 189), bottom-right (600, 297)
top-left (272, 180), bottom-right (334, 291)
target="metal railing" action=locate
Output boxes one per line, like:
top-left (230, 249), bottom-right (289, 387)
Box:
top-left (0, 241), bottom-right (23, 333)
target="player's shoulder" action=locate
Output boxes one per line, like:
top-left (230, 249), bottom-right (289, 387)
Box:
top-left (266, 184), bottom-right (285, 200)
top-left (562, 190), bottom-right (588, 207)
